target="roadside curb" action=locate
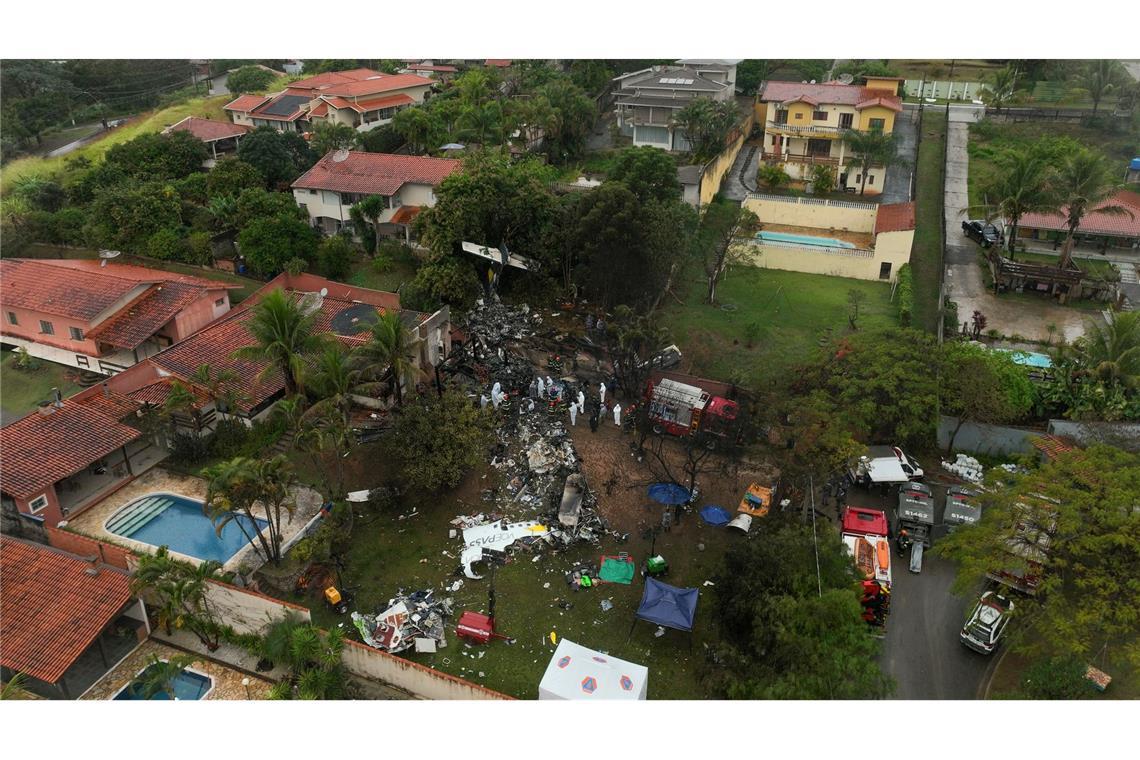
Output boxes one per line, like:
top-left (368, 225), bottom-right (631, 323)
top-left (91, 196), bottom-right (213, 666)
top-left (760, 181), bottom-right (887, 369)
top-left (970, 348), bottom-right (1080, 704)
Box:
top-left (979, 645), bottom-right (1011, 700)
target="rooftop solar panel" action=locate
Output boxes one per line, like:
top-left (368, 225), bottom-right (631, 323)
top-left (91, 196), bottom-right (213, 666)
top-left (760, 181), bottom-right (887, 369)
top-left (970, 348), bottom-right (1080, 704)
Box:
top-left (260, 94), bottom-right (310, 117)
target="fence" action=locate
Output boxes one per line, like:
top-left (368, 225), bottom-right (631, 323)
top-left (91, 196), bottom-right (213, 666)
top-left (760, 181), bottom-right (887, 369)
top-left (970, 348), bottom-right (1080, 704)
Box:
top-left (46, 525), bottom-right (134, 570)
top-left (204, 578), bottom-right (311, 634)
top-left (938, 416), bottom-right (1042, 456)
top-left (341, 639), bottom-right (513, 700)
top-left (988, 107), bottom-right (1132, 124)
top-left (743, 194), bottom-right (878, 232)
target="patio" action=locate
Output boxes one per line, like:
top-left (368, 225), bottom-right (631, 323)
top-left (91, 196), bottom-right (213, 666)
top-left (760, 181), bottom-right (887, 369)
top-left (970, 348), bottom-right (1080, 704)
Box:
top-left (57, 439), bottom-right (168, 517)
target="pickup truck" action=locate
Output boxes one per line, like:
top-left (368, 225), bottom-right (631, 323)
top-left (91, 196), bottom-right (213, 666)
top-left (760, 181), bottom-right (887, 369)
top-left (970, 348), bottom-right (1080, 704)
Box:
top-left (962, 219), bottom-right (1002, 248)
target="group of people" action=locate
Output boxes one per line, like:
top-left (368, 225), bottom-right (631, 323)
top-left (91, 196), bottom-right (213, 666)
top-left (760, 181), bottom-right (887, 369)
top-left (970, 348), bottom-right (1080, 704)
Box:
top-left (480, 369), bottom-right (625, 434)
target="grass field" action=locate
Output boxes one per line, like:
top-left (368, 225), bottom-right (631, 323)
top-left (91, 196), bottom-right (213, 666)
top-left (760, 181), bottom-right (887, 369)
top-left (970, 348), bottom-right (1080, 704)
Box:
top-left (911, 109), bottom-right (948, 334)
top-left (346, 259), bottom-right (418, 294)
top-left (0, 349), bottom-right (84, 424)
top-left (0, 94), bottom-right (233, 194)
top-left (657, 266), bottom-right (898, 384)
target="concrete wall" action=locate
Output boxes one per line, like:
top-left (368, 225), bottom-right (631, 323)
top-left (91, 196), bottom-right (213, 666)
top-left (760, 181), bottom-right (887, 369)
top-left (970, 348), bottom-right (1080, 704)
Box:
top-left (872, 229), bottom-right (916, 282)
top-left (743, 194), bottom-right (878, 232)
top-left (738, 239), bottom-right (883, 280)
top-left (203, 579), bottom-right (311, 635)
top-left (341, 639), bottom-right (513, 700)
top-left (1047, 420), bottom-right (1140, 451)
top-left (46, 525), bottom-right (134, 570)
top-left (937, 416), bottom-right (1040, 456)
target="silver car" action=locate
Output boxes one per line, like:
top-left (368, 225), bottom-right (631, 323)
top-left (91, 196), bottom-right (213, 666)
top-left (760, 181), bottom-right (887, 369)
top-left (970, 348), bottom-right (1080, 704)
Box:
top-left (960, 591), bottom-right (1014, 654)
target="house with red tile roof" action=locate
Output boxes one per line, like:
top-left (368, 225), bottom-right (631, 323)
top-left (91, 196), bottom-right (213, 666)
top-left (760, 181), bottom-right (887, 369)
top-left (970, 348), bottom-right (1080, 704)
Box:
top-left (1016, 189), bottom-right (1140, 252)
top-left (0, 536), bottom-right (149, 699)
top-left (291, 150), bottom-right (461, 239)
top-left (223, 68), bottom-right (433, 135)
top-left (0, 258), bottom-right (237, 375)
top-left (162, 116), bottom-right (251, 166)
top-left (758, 76), bottom-right (903, 194)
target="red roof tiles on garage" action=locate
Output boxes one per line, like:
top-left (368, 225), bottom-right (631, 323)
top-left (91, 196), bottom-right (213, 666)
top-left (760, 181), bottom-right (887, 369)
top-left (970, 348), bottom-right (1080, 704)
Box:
top-left (1018, 190), bottom-right (1140, 238)
top-left (0, 536), bottom-right (134, 684)
top-left (0, 401), bottom-right (142, 499)
top-left (291, 151), bottom-right (460, 196)
top-left (875, 202), bottom-right (917, 234)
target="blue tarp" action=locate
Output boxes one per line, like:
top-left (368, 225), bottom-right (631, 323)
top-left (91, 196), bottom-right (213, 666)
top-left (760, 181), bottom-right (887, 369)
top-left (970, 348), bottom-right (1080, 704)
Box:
top-left (647, 483), bottom-right (690, 506)
top-left (699, 505), bottom-right (731, 526)
top-left (635, 578), bottom-right (699, 632)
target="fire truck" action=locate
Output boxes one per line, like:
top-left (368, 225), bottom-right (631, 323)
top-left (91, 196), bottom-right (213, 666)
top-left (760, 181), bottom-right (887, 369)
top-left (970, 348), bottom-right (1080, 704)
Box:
top-left (643, 378), bottom-right (739, 446)
top-left (840, 506), bottom-right (892, 628)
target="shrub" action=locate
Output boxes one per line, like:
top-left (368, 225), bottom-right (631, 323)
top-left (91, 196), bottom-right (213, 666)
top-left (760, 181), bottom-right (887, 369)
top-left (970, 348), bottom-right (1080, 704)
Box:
top-left (147, 227), bottom-right (188, 261)
top-left (376, 238), bottom-right (417, 266)
top-left (894, 263), bottom-right (914, 327)
top-left (169, 431), bottom-right (212, 465)
top-left (757, 163), bottom-right (791, 191)
top-left (210, 417), bottom-right (250, 458)
top-left (186, 231), bottom-right (214, 265)
top-left (317, 235), bottom-right (354, 280)
top-left (285, 256), bottom-right (308, 276)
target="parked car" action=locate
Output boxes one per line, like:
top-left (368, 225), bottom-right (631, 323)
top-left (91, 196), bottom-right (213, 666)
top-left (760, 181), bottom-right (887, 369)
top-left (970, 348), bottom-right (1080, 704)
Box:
top-left (962, 220), bottom-right (1002, 248)
top-left (960, 591), bottom-right (1014, 654)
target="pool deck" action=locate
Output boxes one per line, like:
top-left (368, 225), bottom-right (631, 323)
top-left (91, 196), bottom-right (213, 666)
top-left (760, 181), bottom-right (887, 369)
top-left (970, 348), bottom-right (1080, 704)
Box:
top-left (80, 639), bottom-right (273, 700)
top-left (65, 467), bottom-right (324, 574)
top-left (758, 222), bottom-right (874, 250)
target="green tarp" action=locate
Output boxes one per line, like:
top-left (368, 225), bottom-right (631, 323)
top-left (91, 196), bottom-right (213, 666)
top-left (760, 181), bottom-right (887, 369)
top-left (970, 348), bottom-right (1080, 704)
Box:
top-left (598, 556), bottom-right (636, 585)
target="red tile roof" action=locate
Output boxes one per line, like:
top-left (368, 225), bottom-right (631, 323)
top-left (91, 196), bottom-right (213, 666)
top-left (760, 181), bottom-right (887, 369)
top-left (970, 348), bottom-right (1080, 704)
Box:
top-left (407, 65), bottom-right (458, 73)
top-left (309, 102), bottom-right (330, 118)
top-left (126, 378), bottom-right (209, 408)
top-left (1, 259), bottom-right (152, 321)
top-left (855, 96), bottom-right (903, 113)
top-left (0, 401), bottom-right (142, 499)
top-left (315, 73), bottom-right (433, 98)
top-left (28, 259), bottom-right (228, 289)
top-left (291, 151), bottom-right (461, 195)
top-left (875, 202), bottom-right (917, 234)
top-left (1017, 190), bottom-right (1140, 238)
top-left (286, 68), bottom-right (381, 90)
top-left (485, 60), bottom-right (512, 67)
top-left (165, 116), bottom-right (251, 142)
top-left (350, 93), bottom-right (415, 112)
top-left (223, 94), bottom-right (271, 112)
top-left (760, 81), bottom-right (902, 111)
top-left (0, 536), bottom-right (134, 684)
top-left (86, 282), bottom-right (206, 349)
top-left (76, 391), bottom-right (141, 420)
top-left (389, 205), bottom-right (423, 225)
top-left (1031, 434), bottom-right (1077, 460)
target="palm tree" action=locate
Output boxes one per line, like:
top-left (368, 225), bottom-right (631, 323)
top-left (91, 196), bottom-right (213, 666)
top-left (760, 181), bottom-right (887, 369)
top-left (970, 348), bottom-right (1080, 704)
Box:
top-left (842, 128), bottom-right (898, 195)
top-left (190, 363), bottom-right (245, 417)
top-left (391, 106), bottom-right (440, 154)
top-left (1077, 60), bottom-right (1129, 115)
top-left (131, 547), bottom-right (224, 650)
top-left (310, 121), bottom-right (359, 156)
top-left (348, 194), bottom-right (388, 254)
top-left (257, 615), bottom-right (347, 700)
top-left (458, 101), bottom-right (505, 145)
top-left (967, 147), bottom-right (1054, 257)
top-left (354, 310), bottom-right (420, 406)
top-left (1074, 310), bottom-right (1140, 388)
top-left (0, 673), bottom-right (30, 700)
top-left (304, 344), bottom-right (375, 426)
top-left (163, 379), bottom-right (202, 432)
top-left (232, 288), bottom-right (325, 398)
top-left (202, 455), bottom-right (296, 564)
top-left (1051, 148), bottom-right (1134, 270)
top-left (979, 65), bottom-right (1019, 114)
top-left (132, 654), bottom-right (196, 699)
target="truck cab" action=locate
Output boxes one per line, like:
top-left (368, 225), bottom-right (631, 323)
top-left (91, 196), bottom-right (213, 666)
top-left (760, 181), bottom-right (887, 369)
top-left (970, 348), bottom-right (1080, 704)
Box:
top-left (943, 486), bottom-right (982, 531)
top-left (893, 481), bottom-right (935, 552)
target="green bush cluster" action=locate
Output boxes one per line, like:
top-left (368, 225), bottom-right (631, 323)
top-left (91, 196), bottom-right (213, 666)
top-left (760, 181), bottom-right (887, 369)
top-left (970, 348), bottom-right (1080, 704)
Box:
top-left (895, 263), bottom-right (914, 327)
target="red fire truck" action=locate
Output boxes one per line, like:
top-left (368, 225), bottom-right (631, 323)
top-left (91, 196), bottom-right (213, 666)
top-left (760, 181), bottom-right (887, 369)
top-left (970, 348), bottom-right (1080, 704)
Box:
top-left (840, 506), bottom-right (892, 628)
top-left (643, 377), bottom-right (739, 445)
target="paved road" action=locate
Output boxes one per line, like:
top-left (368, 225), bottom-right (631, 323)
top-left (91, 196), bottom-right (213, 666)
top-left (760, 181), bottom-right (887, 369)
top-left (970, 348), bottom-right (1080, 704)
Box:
top-left (720, 141), bottom-right (759, 201)
top-left (880, 108), bottom-right (918, 204)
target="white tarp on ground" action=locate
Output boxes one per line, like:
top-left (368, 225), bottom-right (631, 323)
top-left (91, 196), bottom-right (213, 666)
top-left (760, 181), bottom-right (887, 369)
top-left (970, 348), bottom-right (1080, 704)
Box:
top-left (538, 639), bottom-right (648, 700)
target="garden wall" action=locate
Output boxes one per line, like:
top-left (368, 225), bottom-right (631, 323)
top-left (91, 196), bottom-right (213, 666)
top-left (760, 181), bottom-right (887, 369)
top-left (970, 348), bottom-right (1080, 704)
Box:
top-left (938, 416), bottom-right (1040, 456)
top-left (203, 579), bottom-right (311, 635)
top-left (341, 639), bottom-right (513, 700)
top-left (46, 525), bottom-right (133, 570)
top-left (743, 194), bottom-right (878, 232)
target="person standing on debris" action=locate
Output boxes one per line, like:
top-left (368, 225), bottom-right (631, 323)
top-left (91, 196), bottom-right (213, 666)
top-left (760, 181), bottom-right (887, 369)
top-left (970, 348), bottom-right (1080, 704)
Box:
top-left (585, 313), bottom-right (595, 331)
top-left (613, 403), bottom-right (621, 426)
top-left (599, 381), bottom-right (607, 406)
top-left (536, 376), bottom-right (545, 399)
top-left (577, 389), bottom-right (586, 414)
top-left (589, 407), bottom-right (599, 432)
top-left (529, 378), bottom-right (539, 398)
top-left (569, 402), bottom-right (578, 426)
top-left (480, 394), bottom-right (490, 410)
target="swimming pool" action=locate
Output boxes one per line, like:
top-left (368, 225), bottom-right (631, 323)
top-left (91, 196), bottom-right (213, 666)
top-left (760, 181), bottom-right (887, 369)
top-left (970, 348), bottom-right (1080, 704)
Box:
top-left (105, 492), bottom-right (267, 563)
top-left (755, 230), bottom-right (855, 249)
top-left (995, 349), bottom-right (1053, 369)
top-left (113, 663), bottom-right (213, 700)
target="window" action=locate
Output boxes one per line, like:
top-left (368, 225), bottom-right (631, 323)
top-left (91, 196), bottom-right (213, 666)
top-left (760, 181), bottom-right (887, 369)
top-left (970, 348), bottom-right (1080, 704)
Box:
top-left (39, 320), bottom-right (54, 335)
top-left (839, 113), bottom-right (854, 129)
top-left (807, 139), bottom-right (831, 157)
top-left (794, 112), bottom-right (804, 120)
top-left (879, 262), bottom-right (892, 280)
top-left (215, 297), bottom-right (226, 307)
top-left (390, 195), bottom-right (402, 209)
top-left (812, 111), bottom-right (827, 121)
top-left (869, 118), bottom-right (886, 130)
top-left (6, 311), bottom-right (16, 325)
top-left (28, 494), bottom-right (48, 513)
top-left (775, 109), bottom-right (788, 124)
top-left (69, 326), bottom-right (84, 341)
top-left (867, 175), bottom-right (875, 186)
top-left (76, 355), bottom-right (89, 368)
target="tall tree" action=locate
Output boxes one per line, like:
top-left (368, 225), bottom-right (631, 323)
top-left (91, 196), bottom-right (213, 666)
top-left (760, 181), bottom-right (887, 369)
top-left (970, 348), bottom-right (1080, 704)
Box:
top-left (131, 547), bottom-right (224, 650)
top-left (938, 445), bottom-right (1140, 668)
top-left (699, 199), bottom-right (757, 304)
top-left (735, 60), bottom-right (785, 96)
top-left (1076, 59), bottom-right (1129, 114)
top-left (310, 121), bottom-right (359, 156)
top-left (354, 310), bottom-right (420, 407)
top-left (206, 157), bottom-right (264, 200)
top-left (104, 131), bottom-right (209, 181)
top-left (979, 65), bottom-right (1020, 114)
top-left (391, 106), bottom-right (440, 154)
top-left (257, 615), bottom-right (348, 700)
top-left (202, 454), bottom-right (297, 565)
top-left (1072, 310), bottom-right (1140, 389)
top-left (237, 213), bottom-right (318, 276)
top-left (237, 127), bottom-right (317, 189)
top-left (842, 128), bottom-right (899, 195)
top-left (708, 516), bottom-right (894, 699)
top-left (347, 195), bottom-right (389, 254)
top-left (1052, 147), bottom-right (1133, 270)
top-left (226, 66), bottom-right (277, 94)
top-left (673, 98), bottom-right (738, 163)
top-left (534, 79), bottom-right (595, 163)
top-left (383, 389), bottom-right (495, 493)
top-left (969, 147), bottom-right (1054, 257)
top-left (940, 342), bottom-right (1035, 452)
top-left (608, 145), bottom-right (681, 203)
top-left (231, 287), bottom-right (326, 397)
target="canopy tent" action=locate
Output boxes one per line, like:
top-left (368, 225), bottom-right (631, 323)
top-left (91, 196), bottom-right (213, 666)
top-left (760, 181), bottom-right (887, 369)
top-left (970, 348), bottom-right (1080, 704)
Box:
top-left (699, 505), bottom-right (731, 526)
top-left (647, 482), bottom-right (690, 506)
top-left (629, 578), bottom-right (698, 648)
top-left (538, 639), bottom-right (648, 700)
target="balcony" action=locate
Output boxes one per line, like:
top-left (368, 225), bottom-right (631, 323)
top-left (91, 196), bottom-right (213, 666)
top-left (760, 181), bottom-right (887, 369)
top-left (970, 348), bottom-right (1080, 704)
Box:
top-left (762, 151), bottom-right (840, 167)
top-left (767, 122), bottom-right (846, 138)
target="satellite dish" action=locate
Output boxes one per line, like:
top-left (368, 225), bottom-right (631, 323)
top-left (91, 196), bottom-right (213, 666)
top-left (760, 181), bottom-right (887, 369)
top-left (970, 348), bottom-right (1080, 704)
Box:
top-left (320, 287), bottom-right (328, 297)
top-left (297, 291), bottom-right (324, 316)
top-left (332, 149), bottom-right (350, 162)
top-left (838, 72), bottom-right (854, 85)
top-left (99, 250), bottom-right (122, 259)
top-left (809, 79), bottom-right (816, 84)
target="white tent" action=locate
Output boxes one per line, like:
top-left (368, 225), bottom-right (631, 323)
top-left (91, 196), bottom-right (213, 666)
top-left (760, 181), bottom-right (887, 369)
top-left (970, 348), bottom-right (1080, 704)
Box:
top-left (538, 639), bottom-right (648, 700)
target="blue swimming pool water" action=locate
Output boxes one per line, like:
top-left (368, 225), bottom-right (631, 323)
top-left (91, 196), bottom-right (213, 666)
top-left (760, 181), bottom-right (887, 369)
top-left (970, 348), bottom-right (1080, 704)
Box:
top-left (114, 664), bottom-right (213, 700)
top-left (106, 492), bottom-right (267, 563)
top-left (755, 230), bottom-right (855, 249)
top-left (995, 348), bottom-right (1053, 369)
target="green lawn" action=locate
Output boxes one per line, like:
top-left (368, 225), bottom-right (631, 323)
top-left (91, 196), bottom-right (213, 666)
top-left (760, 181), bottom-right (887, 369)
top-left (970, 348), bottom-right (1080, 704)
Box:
top-left (911, 109), bottom-right (948, 334)
top-left (1, 349), bottom-right (85, 424)
top-left (657, 266), bottom-right (898, 383)
top-left (0, 94), bottom-right (233, 194)
top-left (346, 259), bottom-right (418, 294)
top-left (286, 442), bottom-right (731, 699)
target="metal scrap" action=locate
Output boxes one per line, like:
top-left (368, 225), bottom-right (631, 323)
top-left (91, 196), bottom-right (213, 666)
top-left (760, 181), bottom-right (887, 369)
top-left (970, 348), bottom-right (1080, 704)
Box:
top-left (352, 589), bottom-right (453, 654)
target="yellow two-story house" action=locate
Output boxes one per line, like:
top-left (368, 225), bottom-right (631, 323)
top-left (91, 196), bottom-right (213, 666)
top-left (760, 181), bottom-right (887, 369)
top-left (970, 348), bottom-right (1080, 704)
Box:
top-left (757, 76), bottom-right (903, 194)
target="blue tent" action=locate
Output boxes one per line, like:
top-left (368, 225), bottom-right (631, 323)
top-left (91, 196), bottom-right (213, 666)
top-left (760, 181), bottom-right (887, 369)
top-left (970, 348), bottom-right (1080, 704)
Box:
top-left (647, 483), bottom-right (690, 506)
top-left (699, 505), bottom-right (731, 526)
top-left (633, 578), bottom-right (699, 632)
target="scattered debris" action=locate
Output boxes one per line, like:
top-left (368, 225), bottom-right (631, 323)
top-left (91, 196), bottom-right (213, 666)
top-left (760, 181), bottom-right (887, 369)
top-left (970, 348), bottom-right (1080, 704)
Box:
top-left (942, 453), bottom-right (984, 483)
top-left (352, 589), bottom-right (452, 654)
top-left (460, 519), bottom-right (549, 579)
top-left (654, 626), bottom-right (666, 638)
top-left (600, 598), bottom-right (614, 612)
